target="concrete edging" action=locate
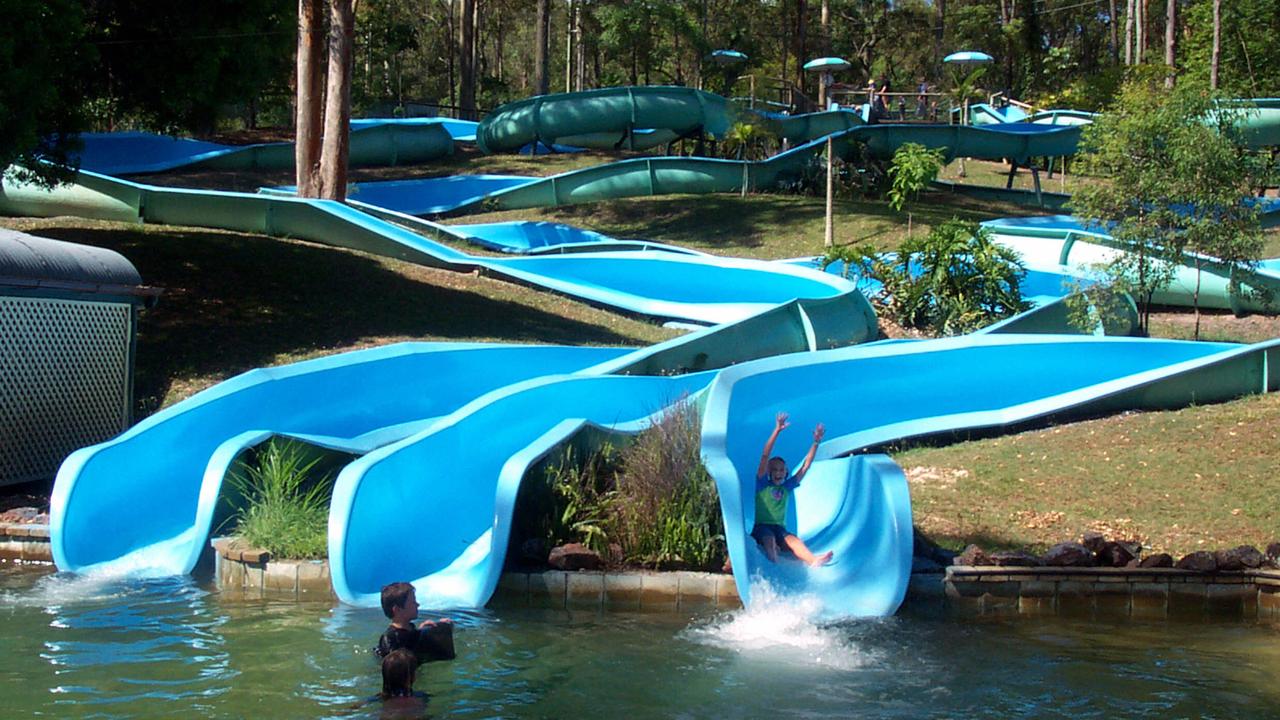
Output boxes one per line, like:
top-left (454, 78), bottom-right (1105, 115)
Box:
top-left (11, 531), bottom-right (1279, 620)
top-left (906, 565), bottom-right (1280, 619)
top-left (0, 523), bottom-right (52, 563)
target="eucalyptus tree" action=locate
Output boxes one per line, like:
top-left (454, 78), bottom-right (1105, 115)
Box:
top-left (1071, 72), bottom-right (1267, 335)
top-left (0, 0), bottom-right (89, 186)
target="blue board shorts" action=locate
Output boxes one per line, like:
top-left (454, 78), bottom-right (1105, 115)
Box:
top-left (751, 523), bottom-right (790, 545)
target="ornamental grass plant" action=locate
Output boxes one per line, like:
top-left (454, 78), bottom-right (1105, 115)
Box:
top-left (225, 438), bottom-right (334, 559)
top-left (518, 398), bottom-right (725, 570)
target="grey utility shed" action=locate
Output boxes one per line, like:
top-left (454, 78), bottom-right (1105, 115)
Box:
top-left (1, 229), bottom-right (160, 486)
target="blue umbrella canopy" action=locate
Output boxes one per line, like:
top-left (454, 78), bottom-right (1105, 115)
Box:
top-left (802, 56), bottom-right (852, 72)
top-left (943, 51), bottom-right (994, 64)
top-left (708, 49), bottom-right (748, 66)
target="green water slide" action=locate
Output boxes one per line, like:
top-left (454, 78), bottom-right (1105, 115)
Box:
top-left (452, 123), bottom-right (1084, 214)
top-left (475, 85), bottom-right (873, 154)
top-left (476, 86), bottom-right (736, 153)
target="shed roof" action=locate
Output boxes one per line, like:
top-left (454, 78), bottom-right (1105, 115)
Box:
top-left (0, 229), bottom-right (158, 301)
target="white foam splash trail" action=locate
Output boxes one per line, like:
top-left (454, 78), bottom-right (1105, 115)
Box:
top-left (681, 577), bottom-right (875, 670)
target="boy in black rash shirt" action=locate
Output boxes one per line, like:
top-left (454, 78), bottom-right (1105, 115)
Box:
top-left (375, 582), bottom-right (456, 662)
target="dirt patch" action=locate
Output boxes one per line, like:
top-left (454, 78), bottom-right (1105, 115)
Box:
top-left (1147, 307), bottom-right (1280, 343)
top-left (904, 465), bottom-right (968, 489)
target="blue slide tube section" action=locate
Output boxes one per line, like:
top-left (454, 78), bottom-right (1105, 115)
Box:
top-left (70, 120), bottom-right (477, 175)
top-left (448, 220), bottom-right (704, 256)
top-left (329, 371), bottom-right (715, 607)
top-left (50, 344), bottom-right (629, 575)
top-left (480, 251), bottom-right (853, 326)
top-left (1, 169), bottom-right (865, 328)
top-left (700, 334), bottom-right (1279, 617)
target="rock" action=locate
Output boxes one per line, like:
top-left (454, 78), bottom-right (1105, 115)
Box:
top-left (0, 507), bottom-right (40, 524)
top-left (1042, 542), bottom-right (1097, 567)
top-left (520, 538), bottom-right (548, 564)
top-left (1138, 553), bottom-right (1174, 568)
top-left (1215, 545), bottom-right (1265, 571)
top-left (1175, 551), bottom-right (1218, 572)
top-left (989, 550), bottom-right (1041, 567)
top-left (1266, 542), bottom-right (1280, 568)
top-left (955, 544), bottom-right (992, 567)
top-left (1097, 541), bottom-right (1137, 568)
top-left (548, 543), bottom-right (602, 571)
top-left (1081, 531), bottom-right (1108, 555)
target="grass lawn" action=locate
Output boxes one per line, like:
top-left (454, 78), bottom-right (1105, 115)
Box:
top-left (446, 191), bottom-right (1032, 259)
top-left (0, 216), bottom-right (675, 414)
top-left (895, 392), bottom-right (1280, 559)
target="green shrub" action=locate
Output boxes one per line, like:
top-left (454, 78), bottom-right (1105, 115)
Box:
top-left (825, 219), bottom-right (1031, 335)
top-left (517, 398), bottom-right (725, 570)
top-left (226, 438), bottom-right (333, 559)
top-left (887, 142), bottom-right (946, 212)
top-left (611, 400), bottom-right (724, 569)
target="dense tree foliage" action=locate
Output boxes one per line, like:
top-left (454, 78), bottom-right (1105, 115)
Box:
top-left (1071, 71), bottom-right (1268, 335)
top-left (82, 0), bottom-right (295, 132)
top-left (0, 0), bottom-right (90, 184)
top-left (4, 0), bottom-right (1280, 171)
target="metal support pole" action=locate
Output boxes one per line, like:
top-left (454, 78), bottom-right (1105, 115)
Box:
top-left (825, 136), bottom-right (835, 248)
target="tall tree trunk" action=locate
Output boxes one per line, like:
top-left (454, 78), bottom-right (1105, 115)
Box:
top-left (1164, 0), bottom-right (1175, 87)
top-left (934, 0), bottom-right (946, 68)
top-left (565, 0), bottom-right (573, 92)
top-left (1209, 0), bottom-right (1221, 89)
top-left (459, 0), bottom-right (476, 119)
top-left (445, 0), bottom-right (456, 110)
top-left (821, 0), bottom-right (830, 53)
top-left (295, 0), bottom-right (325, 198)
top-left (1108, 0), bottom-right (1119, 63)
top-left (533, 0), bottom-right (549, 96)
top-left (319, 0), bottom-right (354, 201)
top-left (794, 0), bottom-right (807, 92)
top-left (1124, 0), bottom-right (1134, 65)
top-left (572, 1), bottom-right (584, 91)
top-left (1135, 0), bottom-right (1145, 64)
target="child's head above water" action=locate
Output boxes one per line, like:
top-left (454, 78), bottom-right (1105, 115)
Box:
top-left (380, 648), bottom-right (417, 699)
top-left (381, 582), bottom-right (419, 623)
top-left (767, 456), bottom-right (788, 483)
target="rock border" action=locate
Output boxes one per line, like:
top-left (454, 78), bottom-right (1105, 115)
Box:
top-left (0, 523), bottom-right (52, 563)
top-left (909, 565), bottom-right (1280, 619)
top-left (7, 531), bottom-right (1279, 620)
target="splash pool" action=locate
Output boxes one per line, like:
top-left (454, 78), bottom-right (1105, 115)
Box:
top-left (2, 565), bottom-right (1277, 718)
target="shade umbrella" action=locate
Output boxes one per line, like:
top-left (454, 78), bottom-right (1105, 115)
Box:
top-left (802, 57), bottom-right (853, 72)
top-left (707, 49), bottom-right (748, 66)
top-left (943, 50), bottom-right (994, 65)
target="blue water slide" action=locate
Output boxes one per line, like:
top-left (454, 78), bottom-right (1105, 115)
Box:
top-left (700, 334), bottom-right (1279, 618)
top-left (449, 220), bottom-right (705, 256)
top-left (70, 119), bottom-right (474, 175)
top-left (329, 371), bottom-right (716, 607)
top-left (50, 344), bottom-right (629, 575)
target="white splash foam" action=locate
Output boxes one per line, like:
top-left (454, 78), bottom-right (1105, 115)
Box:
top-left (681, 577), bottom-right (875, 670)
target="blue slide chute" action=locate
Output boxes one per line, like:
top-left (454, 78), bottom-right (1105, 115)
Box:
top-left (702, 334), bottom-right (1279, 618)
top-left (50, 344), bottom-right (629, 575)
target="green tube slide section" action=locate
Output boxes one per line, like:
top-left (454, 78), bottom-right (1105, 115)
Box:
top-left (983, 215), bottom-right (1280, 315)
top-left (453, 123), bottom-right (1085, 215)
top-left (476, 86), bottom-right (736, 153)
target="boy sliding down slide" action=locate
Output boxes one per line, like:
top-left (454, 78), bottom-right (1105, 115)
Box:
top-left (750, 412), bottom-right (834, 567)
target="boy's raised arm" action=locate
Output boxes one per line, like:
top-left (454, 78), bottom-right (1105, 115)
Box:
top-left (792, 423), bottom-right (826, 484)
top-left (756, 412), bottom-right (789, 478)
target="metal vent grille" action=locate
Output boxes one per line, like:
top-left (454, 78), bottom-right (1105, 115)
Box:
top-left (1, 296), bottom-right (133, 485)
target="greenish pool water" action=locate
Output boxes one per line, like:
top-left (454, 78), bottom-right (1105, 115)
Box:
top-left (2, 564), bottom-right (1278, 718)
